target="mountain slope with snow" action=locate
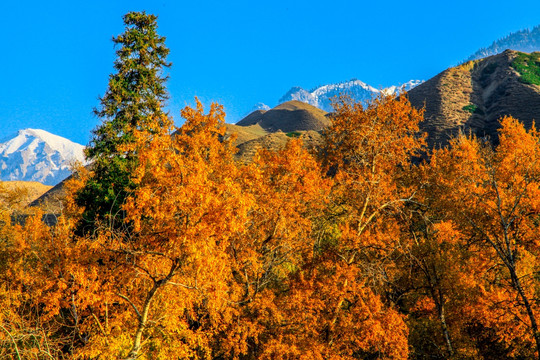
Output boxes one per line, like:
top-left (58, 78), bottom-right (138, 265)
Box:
top-left (278, 79), bottom-right (423, 112)
top-left (0, 129), bottom-right (85, 186)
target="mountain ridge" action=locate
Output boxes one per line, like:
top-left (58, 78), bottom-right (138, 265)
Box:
top-left (408, 50), bottom-right (540, 147)
top-left (465, 25), bottom-right (540, 62)
top-left (277, 79), bottom-right (423, 112)
top-left (236, 100), bottom-right (330, 132)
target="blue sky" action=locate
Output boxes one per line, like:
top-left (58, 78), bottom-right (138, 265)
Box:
top-left (1, 0), bottom-right (539, 145)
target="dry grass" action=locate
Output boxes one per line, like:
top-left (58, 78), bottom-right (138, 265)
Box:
top-left (1, 181), bottom-right (52, 210)
top-left (408, 50), bottom-right (540, 147)
top-left (235, 100), bottom-right (330, 133)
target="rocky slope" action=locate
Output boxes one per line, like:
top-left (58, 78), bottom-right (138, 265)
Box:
top-left (408, 50), bottom-right (540, 147)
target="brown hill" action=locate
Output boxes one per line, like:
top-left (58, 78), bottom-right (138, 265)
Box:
top-left (235, 130), bottom-right (323, 163)
top-left (235, 109), bottom-right (267, 127)
top-left (408, 50), bottom-right (540, 147)
top-left (1, 181), bottom-right (52, 210)
top-left (236, 100), bottom-right (330, 132)
top-left (223, 123), bottom-right (268, 146)
top-left (29, 176), bottom-right (73, 213)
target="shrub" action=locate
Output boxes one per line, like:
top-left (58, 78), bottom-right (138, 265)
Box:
top-left (462, 104), bottom-right (484, 115)
top-left (511, 52), bottom-right (540, 85)
top-left (286, 131), bottom-right (302, 138)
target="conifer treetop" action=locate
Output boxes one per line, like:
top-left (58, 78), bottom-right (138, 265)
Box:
top-left (87, 11), bottom-right (171, 159)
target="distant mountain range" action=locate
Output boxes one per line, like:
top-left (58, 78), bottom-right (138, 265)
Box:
top-left (465, 25), bottom-right (540, 62)
top-left (30, 49), bottom-right (540, 209)
top-left (255, 79), bottom-right (423, 113)
top-left (0, 129), bottom-right (85, 185)
top-left (8, 24), bottom-right (540, 190)
top-left (250, 102), bottom-right (271, 112)
top-left (279, 79), bottom-right (422, 112)
top-left (253, 25), bottom-right (540, 115)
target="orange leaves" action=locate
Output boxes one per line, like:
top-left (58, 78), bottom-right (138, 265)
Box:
top-left (14, 94), bottom-right (540, 358)
top-left (322, 94), bottom-right (425, 252)
top-left (323, 93), bottom-right (425, 174)
top-left (84, 99), bottom-right (253, 358)
top-left (421, 116), bottom-right (540, 357)
top-left (258, 261), bottom-right (409, 360)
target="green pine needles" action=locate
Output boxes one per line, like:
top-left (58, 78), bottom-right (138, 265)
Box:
top-left (75, 11), bottom-right (171, 234)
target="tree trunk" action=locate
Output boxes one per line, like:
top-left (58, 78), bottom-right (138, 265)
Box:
top-left (437, 302), bottom-right (454, 358)
top-left (125, 282), bottom-right (161, 360)
top-left (510, 267), bottom-right (540, 359)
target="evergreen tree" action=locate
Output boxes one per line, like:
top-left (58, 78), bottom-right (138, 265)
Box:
top-left (76, 11), bottom-right (171, 234)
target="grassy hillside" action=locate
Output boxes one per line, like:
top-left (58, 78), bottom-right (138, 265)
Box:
top-left (408, 50), bottom-right (540, 147)
top-left (511, 51), bottom-right (540, 85)
top-left (1, 181), bottom-right (52, 210)
top-left (236, 100), bottom-right (330, 133)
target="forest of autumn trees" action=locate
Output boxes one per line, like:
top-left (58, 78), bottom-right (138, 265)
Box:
top-left (2, 11), bottom-right (540, 360)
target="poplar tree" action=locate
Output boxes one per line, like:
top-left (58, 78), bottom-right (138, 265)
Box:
top-left (76, 11), bottom-right (171, 234)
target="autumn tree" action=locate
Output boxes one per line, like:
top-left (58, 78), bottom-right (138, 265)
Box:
top-left (320, 93), bottom-right (425, 262)
top-left (395, 209), bottom-right (484, 359)
top-left (424, 116), bottom-right (540, 358)
top-left (62, 100), bottom-right (256, 359)
top-left (255, 93), bottom-right (427, 359)
top-left (0, 101), bottom-right (250, 359)
top-left (0, 188), bottom-right (88, 359)
top-left (321, 94), bottom-right (426, 357)
top-left (76, 11), bottom-right (171, 234)
top-left (211, 139), bottom-right (333, 358)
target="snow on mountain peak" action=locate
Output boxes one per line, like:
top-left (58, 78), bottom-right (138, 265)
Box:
top-left (382, 80), bottom-right (425, 95)
top-left (251, 102), bottom-right (271, 112)
top-left (310, 79), bottom-right (379, 97)
top-left (0, 129), bottom-right (85, 186)
top-left (278, 79), bottom-right (423, 112)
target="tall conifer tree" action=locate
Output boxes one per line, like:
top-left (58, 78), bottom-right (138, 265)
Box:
top-left (76, 11), bottom-right (170, 234)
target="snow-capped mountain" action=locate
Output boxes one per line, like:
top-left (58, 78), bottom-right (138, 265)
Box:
top-left (0, 129), bottom-right (85, 186)
top-left (278, 79), bottom-right (423, 112)
top-left (382, 79), bottom-right (424, 95)
top-left (251, 102), bottom-right (271, 112)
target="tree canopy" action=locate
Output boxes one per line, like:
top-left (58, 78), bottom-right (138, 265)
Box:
top-left (4, 10), bottom-right (540, 360)
top-left (75, 11), bottom-right (170, 234)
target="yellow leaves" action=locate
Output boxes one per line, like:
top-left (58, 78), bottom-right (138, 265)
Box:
top-left (14, 94), bottom-right (540, 358)
top-left (419, 115), bottom-right (540, 356)
top-left (263, 263), bottom-right (409, 360)
top-left (432, 221), bottom-right (463, 246)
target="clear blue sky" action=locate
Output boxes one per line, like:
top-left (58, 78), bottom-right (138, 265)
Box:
top-left (1, 0), bottom-right (539, 145)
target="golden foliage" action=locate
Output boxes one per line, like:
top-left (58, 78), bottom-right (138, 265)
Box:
top-left (6, 93), bottom-right (540, 359)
